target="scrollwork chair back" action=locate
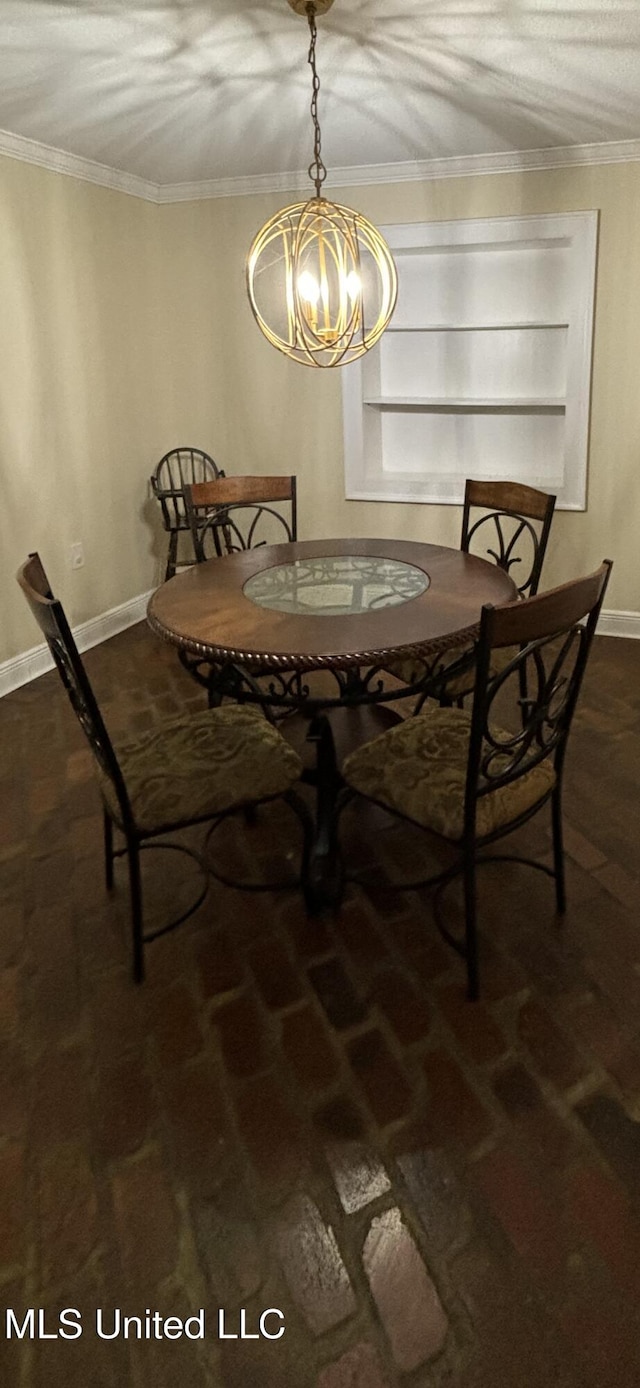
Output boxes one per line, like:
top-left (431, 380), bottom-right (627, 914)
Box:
top-left (184, 475), bottom-right (297, 561)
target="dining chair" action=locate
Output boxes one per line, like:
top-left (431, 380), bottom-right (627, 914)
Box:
top-left (386, 479), bottom-right (557, 703)
top-left (151, 447), bottom-right (223, 579)
top-left (341, 559), bottom-right (612, 1000)
top-left (184, 475), bottom-right (297, 561)
top-left (17, 553), bottom-right (306, 983)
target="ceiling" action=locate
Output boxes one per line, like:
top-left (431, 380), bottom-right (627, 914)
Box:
top-left (2, 1), bottom-right (640, 190)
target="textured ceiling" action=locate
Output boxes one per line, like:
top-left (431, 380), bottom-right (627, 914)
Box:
top-left (2, 1), bottom-right (640, 186)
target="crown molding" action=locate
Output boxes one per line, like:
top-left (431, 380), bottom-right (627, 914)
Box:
top-left (1, 127), bottom-right (639, 204)
top-left (153, 168), bottom-right (313, 203)
top-left (158, 139), bottom-right (640, 203)
top-left (0, 127), bottom-right (159, 200)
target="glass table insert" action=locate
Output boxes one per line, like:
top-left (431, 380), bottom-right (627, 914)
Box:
top-left (243, 553), bottom-right (430, 617)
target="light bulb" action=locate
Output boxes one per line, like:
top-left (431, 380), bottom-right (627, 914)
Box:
top-left (345, 271), bottom-right (361, 301)
top-left (297, 271), bottom-right (320, 304)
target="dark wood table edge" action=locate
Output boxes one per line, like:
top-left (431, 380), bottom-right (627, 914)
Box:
top-left (146, 606), bottom-right (485, 674)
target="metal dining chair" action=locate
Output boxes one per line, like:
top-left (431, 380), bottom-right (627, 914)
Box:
top-left (17, 553), bottom-right (306, 983)
top-left (385, 479), bottom-right (557, 704)
top-left (341, 559), bottom-right (612, 999)
top-left (180, 476), bottom-right (299, 707)
top-left (184, 475), bottom-right (297, 561)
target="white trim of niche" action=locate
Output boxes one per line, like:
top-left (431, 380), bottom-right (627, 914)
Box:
top-left (342, 211), bottom-right (598, 510)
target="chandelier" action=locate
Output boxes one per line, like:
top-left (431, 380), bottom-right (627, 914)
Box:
top-left (246, 0), bottom-right (398, 368)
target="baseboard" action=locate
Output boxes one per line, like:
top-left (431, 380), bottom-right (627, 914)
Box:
top-left (1, 595), bottom-right (638, 699)
top-left (0, 589), bottom-right (155, 698)
top-left (597, 609), bottom-right (640, 640)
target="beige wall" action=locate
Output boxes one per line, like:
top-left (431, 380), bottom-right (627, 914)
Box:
top-left (0, 158), bottom-right (236, 665)
top-left (1, 158), bottom-right (158, 663)
top-left (170, 161), bottom-right (640, 613)
top-left (1, 154), bottom-right (639, 668)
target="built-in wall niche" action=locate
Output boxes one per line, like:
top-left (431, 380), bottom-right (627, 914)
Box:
top-left (342, 212), bottom-right (598, 509)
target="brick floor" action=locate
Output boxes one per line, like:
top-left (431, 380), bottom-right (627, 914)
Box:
top-left (0, 623), bottom-right (639, 1386)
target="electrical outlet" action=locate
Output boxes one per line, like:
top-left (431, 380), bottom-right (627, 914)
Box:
top-left (70, 542), bottom-right (84, 570)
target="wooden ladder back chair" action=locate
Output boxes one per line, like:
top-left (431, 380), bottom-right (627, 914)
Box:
top-left (342, 559), bottom-right (612, 1000)
top-left (184, 475), bottom-right (297, 562)
top-left (17, 553), bottom-right (305, 983)
top-left (151, 447), bottom-right (223, 578)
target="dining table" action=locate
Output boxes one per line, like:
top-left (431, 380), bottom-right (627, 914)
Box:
top-left (147, 537), bottom-right (518, 905)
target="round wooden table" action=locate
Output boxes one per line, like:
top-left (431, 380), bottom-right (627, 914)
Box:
top-left (148, 537), bottom-right (517, 682)
top-left (148, 538), bottom-right (517, 908)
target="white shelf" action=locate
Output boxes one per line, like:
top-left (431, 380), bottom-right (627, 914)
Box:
top-left (385, 321), bottom-right (570, 333)
top-left (343, 212), bottom-right (597, 511)
top-left (363, 396), bottom-right (567, 412)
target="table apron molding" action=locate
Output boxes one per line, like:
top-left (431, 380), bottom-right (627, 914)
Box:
top-left (146, 610), bottom-right (482, 675)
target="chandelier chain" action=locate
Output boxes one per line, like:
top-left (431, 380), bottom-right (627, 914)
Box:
top-left (306, 3), bottom-right (327, 197)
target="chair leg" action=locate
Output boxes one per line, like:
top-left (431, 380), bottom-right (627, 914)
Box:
top-left (304, 715), bottom-right (343, 913)
top-left (298, 801), bottom-right (313, 910)
top-left (104, 810), bottom-right (114, 891)
top-left (166, 529), bottom-right (178, 581)
top-left (207, 680), bottom-right (223, 710)
top-left (127, 838), bottom-right (145, 984)
top-left (551, 785), bottom-right (566, 914)
top-left (518, 657), bottom-right (529, 730)
top-left (463, 850), bottom-right (479, 1001)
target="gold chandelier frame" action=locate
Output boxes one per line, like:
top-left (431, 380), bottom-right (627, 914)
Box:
top-left (246, 0), bottom-right (398, 368)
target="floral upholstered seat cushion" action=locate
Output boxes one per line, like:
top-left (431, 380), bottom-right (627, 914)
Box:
top-left (386, 644), bottom-right (517, 701)
top-left (342, 706), bottom-right (555, 842)
top-left (436, 642), bottom-right (518, 700)
top-left (99, 704), bottom-right (303, 833)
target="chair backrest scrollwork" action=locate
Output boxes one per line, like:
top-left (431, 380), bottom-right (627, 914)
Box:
top-left (17, 553), bottom-right (134, 831)
top-left (462, 479), bottom-right (556, 598)
top-left (464, 560), bottom-right (612, 833)
top-left (185, 475), bottom-right (297, 561)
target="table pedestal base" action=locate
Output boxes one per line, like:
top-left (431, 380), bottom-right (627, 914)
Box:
top-left (284, 704), bottom-right (402, 913)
